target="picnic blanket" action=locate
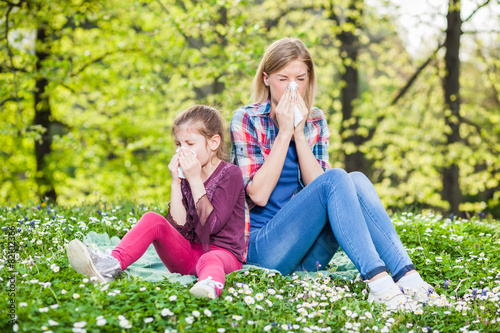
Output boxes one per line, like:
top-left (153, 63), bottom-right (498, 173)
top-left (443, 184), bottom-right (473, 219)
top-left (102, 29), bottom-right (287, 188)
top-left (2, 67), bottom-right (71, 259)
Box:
top-left (83, 231), bottom-right (359, 284)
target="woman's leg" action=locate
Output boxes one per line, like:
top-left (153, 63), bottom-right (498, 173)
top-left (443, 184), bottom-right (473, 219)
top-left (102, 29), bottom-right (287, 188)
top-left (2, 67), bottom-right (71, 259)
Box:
top-left (112, 212), bottom-right (201, 275)
top-left (349, 172), bottom-right (415, 281)
top-left (195, 246), bottom-right (243, 296)
top-left (293, 222), bottom-right (339, 272)
top-left (247, 168), bottom-right (387, 279)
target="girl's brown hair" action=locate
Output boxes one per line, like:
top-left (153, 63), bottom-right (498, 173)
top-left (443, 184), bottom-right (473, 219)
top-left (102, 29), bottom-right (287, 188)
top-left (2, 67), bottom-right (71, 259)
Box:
top-left (251, 37), bottom-right (317, 112)
top-left (172, 105), bottom-right (226, 161)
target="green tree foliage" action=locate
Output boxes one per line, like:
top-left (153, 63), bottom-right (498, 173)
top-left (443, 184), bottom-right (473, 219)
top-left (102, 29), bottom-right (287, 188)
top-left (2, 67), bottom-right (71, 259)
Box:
top-left (367, 1), bottom-right (500, 216)
top-left (1, 0), bottom-right (499, 216)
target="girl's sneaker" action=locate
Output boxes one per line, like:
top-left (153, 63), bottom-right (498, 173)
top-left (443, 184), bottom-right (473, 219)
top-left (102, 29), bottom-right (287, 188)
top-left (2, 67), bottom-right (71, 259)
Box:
top-left (67, 239), bottom-right (121, 283)
top-left (189, 276), bottom-right (224, 299)
top-left (368, 284), bottom-right (417, 312)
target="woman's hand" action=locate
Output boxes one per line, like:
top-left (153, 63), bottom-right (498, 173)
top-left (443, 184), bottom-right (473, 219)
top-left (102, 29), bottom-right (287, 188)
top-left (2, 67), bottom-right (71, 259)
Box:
top-left (168, 153), bottom-right (181, 184)
top-left (274, 86), bottom-right (295, 138)
top-left (293, 91), bottom-right (309, 138)
top-left (178, 149), bottom-right (201, 182)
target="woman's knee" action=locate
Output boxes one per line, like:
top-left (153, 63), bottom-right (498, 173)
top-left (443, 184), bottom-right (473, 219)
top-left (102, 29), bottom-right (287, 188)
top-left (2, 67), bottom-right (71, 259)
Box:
top-left (326, 168), bottom-right (349, 177)
top-left (348, 171), bottom-right (368, 182)
top-left (320, 168), bottom-right (352, 187)
top-left (348, 171), bottom-right (372, 189)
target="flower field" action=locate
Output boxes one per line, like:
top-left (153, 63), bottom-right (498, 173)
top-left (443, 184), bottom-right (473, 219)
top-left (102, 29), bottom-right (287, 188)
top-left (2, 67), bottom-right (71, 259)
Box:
top-left (1, 202), bottom-right (500, 332)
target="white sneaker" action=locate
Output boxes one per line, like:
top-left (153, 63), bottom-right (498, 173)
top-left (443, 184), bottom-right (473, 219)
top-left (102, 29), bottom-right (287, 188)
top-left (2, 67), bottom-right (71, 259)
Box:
top-left (189, 276), bottom-right (224, 299)
top-left (368, 284), bottom-right (417, 312)
top-left (67, 239), bottom-right (121, 283)
top-left (397, 281), bottom-right (437, 303)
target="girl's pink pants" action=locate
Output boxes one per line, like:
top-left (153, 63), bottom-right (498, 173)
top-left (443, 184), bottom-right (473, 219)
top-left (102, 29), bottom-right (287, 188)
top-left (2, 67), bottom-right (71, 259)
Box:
top-left (111, 212), bottom-right (242, 296)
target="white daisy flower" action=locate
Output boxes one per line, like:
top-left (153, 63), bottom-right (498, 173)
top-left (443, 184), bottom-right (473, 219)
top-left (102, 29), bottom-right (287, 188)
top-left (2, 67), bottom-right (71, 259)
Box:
top-left (244, 296), bottom-right (255, 305)
top-left (161, 308), bottom-right (174, 316)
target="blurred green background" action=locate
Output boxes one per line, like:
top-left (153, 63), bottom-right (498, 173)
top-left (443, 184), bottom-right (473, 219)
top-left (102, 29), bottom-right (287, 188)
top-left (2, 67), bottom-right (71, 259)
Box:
top-left (1, 0), bottom-right (499, 216)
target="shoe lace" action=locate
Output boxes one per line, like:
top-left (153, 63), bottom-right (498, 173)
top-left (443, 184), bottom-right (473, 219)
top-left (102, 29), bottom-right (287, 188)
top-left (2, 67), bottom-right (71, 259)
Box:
top-left (204, 276), bottom-right (224, 290)
top-left (87, 248), bottom-right (120, 277)
top-left (92, 249), bottom-right (109, 260)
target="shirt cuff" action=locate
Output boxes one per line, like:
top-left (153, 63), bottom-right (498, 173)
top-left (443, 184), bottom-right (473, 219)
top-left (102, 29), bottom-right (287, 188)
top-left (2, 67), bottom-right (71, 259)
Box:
top-left (165, 203), bottom-right (185, 233)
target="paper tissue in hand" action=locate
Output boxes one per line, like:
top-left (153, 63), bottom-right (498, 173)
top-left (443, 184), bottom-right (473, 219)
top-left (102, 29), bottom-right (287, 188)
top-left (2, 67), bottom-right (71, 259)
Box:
top-left (288, 81), bottom-right (303, 127)
top-left (176, 147), bottom-right (196, 179)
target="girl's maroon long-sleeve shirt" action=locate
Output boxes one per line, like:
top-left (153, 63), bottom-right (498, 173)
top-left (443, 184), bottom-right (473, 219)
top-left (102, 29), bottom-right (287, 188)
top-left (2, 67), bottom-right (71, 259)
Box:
top-left (166, 161), bottom-right (246, 262)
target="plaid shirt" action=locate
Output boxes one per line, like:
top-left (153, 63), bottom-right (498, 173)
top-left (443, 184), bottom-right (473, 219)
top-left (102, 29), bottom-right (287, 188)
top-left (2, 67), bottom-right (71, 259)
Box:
top-left (230, 100), bottom-right (331, 209)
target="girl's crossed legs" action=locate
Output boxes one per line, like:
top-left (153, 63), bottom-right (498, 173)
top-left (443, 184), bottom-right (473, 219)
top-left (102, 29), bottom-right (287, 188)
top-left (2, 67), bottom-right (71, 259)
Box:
top-left (112, 212), bottom-right (242, 296)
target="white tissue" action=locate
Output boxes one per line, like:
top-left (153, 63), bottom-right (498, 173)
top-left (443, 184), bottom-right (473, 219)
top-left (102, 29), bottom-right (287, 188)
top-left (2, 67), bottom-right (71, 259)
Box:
top-left (288, 81), bottom-right (303, 127)
top-left (176, 147), bottom-right (196, 179)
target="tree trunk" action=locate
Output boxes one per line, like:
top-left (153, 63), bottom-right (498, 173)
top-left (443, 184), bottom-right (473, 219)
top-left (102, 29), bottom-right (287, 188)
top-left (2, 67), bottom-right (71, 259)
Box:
top-left (34, 27), bottom-right (56, 202)
top-left (336, 0), bottom-right (369, 175)
top-left (442, 0), bottom-right (462, 215)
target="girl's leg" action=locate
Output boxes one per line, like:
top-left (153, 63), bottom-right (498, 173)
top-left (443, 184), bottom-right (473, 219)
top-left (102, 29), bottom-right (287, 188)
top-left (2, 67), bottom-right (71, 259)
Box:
top-left (348, 172), bottom-right (415, 281)
top-left (247, 168), bottom-right (387, 279)
top-left (112, 212), bottom-right (201, 275)
top-left (195, 246), bottom-right (242, 297)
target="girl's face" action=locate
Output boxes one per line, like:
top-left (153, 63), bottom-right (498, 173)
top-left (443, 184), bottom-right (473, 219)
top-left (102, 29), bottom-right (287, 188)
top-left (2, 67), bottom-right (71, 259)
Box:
top-left (174, 123), bottom-right (219, 167)
top-left (264, 60), bottom-right (309, 109)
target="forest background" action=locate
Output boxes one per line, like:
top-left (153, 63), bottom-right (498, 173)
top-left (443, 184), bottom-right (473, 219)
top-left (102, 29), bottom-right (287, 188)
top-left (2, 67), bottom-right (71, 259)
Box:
top-left (1, 0), bottom-right (499, 217)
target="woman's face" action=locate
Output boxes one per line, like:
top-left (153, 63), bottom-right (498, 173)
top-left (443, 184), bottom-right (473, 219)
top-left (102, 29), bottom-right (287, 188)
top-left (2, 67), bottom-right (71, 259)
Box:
top-left (264, 60), bottom-right (309, 109)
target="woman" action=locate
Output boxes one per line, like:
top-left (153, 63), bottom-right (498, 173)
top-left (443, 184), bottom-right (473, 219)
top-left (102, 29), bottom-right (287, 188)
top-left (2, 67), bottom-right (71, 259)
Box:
top-left (230, 37), bottom-right (435, 311)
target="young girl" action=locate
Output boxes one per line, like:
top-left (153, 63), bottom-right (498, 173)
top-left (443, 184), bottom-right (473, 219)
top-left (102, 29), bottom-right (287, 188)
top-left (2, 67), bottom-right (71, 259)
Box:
top-left (68, 105), bottom-right (246, 298)
top-left (230, 38), bottom-right (436, 310)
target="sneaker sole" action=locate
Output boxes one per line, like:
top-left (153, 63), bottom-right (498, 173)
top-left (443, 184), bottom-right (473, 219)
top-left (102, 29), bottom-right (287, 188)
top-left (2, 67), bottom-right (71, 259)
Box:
top-left (67, 239), bottom-right (108, 283)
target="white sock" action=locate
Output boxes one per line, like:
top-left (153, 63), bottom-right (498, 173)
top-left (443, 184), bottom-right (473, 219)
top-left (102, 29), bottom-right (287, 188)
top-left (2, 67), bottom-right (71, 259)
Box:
top-left (368, 275), bottom-right (395, 294)
top-left (397, 271), bottom-right (424, 289)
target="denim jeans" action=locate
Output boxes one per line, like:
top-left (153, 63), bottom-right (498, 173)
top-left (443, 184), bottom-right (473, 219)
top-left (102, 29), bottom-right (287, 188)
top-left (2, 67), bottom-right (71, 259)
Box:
top-left (246, 168), bottom-right (415, 281)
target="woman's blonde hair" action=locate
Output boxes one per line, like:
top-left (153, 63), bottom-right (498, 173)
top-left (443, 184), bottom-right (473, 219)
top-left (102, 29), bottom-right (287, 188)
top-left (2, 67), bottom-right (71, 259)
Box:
top-left (251, 37), bottom-right (317, 112)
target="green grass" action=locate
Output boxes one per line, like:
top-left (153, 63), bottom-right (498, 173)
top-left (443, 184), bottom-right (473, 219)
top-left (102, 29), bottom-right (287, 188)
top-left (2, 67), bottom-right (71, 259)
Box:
top-left (1, 202), bottom-right (500, 332)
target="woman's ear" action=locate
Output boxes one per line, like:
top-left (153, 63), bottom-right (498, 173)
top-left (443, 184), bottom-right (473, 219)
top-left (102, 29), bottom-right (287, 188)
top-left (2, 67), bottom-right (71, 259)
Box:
top-left (209, 134), bottom-right (221, 151)
top-left (263, 72), bottom-right (269, 86)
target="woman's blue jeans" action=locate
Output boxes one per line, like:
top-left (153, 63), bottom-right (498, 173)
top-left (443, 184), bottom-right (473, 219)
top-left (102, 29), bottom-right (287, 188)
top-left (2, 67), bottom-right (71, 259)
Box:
top-left (246, 168), bottom-right (415, 281)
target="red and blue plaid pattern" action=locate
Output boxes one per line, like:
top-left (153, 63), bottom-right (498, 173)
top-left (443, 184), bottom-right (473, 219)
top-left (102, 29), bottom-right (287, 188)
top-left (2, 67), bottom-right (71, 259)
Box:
top-left (230, 100), bottom-right (331, 260)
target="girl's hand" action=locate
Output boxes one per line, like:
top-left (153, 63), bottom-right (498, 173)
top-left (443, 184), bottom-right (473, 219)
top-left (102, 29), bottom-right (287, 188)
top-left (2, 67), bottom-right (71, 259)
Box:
top-left (274, 86), bottom-right (295, 137)
top-left (178, 149), bottom-right (201, 182)
top-left (168, 153), bottom-right (181, 183)
top-left (293, 92), bottom-right (309, 137)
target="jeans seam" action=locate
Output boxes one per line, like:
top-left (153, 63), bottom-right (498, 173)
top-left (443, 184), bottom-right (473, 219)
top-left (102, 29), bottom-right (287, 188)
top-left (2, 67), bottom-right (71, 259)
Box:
top-left (356, 192), bottom-right (407, 274)
top-left (248, 172), bottom-right (338, 273)
top-left (325, 177), bottom-right (364, 273)
top-left (254, 178), bottom-right (329, 272)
